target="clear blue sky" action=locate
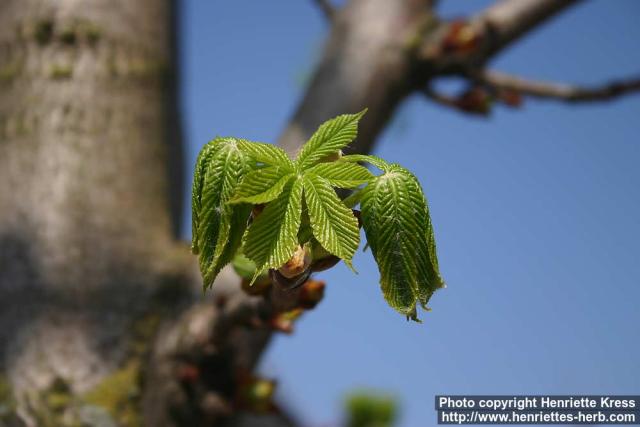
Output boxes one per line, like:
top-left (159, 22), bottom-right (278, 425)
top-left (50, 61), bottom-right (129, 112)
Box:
top-left (179, 1), bottom-right (640, 426)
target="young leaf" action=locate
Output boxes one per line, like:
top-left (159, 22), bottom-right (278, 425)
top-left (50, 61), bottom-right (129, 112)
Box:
top-left (192, 139), bottom-right (223, 254)
top-left (360, 165), bottom-right (444, 320)
top-left (203, 202), bottom-right (251, 287)
top-left (229, 166), bottom-right (294, 205)
top-left (237, 139), bottom-right (294, 169)
top-left (194, 139), bottom-right (251, 287)
top-left (243, 179), bottom-right (304, 282)
top-left (303, 174), bottom-right (360, 268)
top-left (307, 161), bottom-right (373, 188)
top-left (295, 110), bottom-right (366, 170)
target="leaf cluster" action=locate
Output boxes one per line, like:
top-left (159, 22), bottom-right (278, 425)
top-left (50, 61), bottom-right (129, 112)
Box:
top-left (191, 110), bottom-right (444, 320)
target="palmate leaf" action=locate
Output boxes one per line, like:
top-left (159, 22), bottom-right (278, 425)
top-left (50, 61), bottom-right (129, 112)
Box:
top-left (307, 161), bottom-right (373, 188)
top-left (229, 166), bottom-right (294, 205)
top-left (295, 110), bottom-right (366, 170)
top-left (243, 179), bottom-right (304, 283)
top-left (360, 165), bottom-right (444, 321)
top-left (237, 139), bottom-right (294, 168)
top-left (303, 173), bottom-right (360, 268)
top-left (192, 138), bottom-right (251, 287)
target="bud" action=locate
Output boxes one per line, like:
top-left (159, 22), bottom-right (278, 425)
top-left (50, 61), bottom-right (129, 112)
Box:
top-left (456, 87), bottom-right (492, 115)
top-left (270, 308), bottom-right (304, 334)
top-left (498, 89), bottom-right (523, 108)
top-left (278, 245), bottom-right (311, 278)
top-left (298, 280), bottom-right (326, 309)
top-left (236, 374), bottom-right (277, 413)
top-left (442, 20), bottom-right (481, 54)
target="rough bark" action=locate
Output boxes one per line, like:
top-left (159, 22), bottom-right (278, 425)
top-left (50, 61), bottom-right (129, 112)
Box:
top-left (0, 0), bottom-right (190, 424)
top-left (2, 0), bottom-right (629, 426)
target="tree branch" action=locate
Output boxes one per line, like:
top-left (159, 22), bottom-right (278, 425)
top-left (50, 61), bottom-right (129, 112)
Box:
top-left (418, 0), bottom-right (582, 75)
top-left (312, 0), bottom-right (337, 23)
top-left (475, 0), bottom-right (582, 58)
top-left (476, 70), bottom-right (640, 103)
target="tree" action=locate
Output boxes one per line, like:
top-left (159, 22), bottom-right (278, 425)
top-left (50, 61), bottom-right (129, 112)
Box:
top-left (0, 0), bottom-right (638, 425)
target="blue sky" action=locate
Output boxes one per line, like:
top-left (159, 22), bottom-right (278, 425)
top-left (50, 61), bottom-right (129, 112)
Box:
top-left (179, 1), bottom-right (640, 426)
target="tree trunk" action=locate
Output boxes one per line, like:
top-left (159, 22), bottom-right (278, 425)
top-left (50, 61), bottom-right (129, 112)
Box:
top-left (0, 0), bottom-right (188, 424)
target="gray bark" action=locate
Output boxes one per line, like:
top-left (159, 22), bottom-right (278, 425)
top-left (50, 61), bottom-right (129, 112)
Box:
top-left (0, 0), bottom-right (189, 424)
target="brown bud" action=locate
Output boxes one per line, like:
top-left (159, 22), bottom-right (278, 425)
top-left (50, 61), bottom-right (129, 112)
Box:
top-left (456, 87), bottom-right (492, 115)
top-left (270, 308), bottom-right (304, 334)
top-left (278, 245), bottom-right (311, 278)
top-left (298, 279), bottom-right (326, 309)
top-left (498, 89), bottom-right (523, 108)
top-left (442, 20), bottom-right (482, 54)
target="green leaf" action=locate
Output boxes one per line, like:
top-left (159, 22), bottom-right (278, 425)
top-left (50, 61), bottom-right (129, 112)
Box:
top-left (237, 139), bottom-right (294, 169)
top-left (243, 179), bottom-right (304, 282)
top-left (360, 165), bottom-right (444, 320)
top-left (191, 139), bottom-right (223, 254)
top-left (295, 110), bottom-right (366, 170)
top-left (340, 154), bottom-right (391, 172)
top-left (195, 139), bottom-right (251, 287)
top-left (303, 173), bottom-right (360, 268)
top-left (231, 252), bottom-right (258, 280)
top-left (307, 161), bottom-right (373, 188)
top-left (229, 166), bottom-right (294, 205)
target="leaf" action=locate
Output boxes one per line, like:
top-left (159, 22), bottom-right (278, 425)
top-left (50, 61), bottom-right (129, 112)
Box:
top-left (229, 166), bottom-right (294, 205)
top-left (303, 173), bottom-right (360, 268)
top-left (237, 139), bottom-right (294, 169)
top-left (191, 139), bottom-right (223, 254)
top-left (340, 154), bottom-right (391, 172)
top-left (307, 161), bottom-right (373, 188)
top-left (360, 165), bottom-right (444, 320)
top-left (195, 139), bottom-right (251, 287)
top-left (243, 179), bottom-right (304, 283)
top-left (295, 110), bottom-right (366, 170)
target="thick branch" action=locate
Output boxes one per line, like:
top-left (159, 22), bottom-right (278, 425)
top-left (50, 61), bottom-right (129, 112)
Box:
top-left (476, 0), bottom-right (582, 57)
top-left (418, 0), bottom-right (582, 76)
top-left (477, 70), bottom-right (640, 103)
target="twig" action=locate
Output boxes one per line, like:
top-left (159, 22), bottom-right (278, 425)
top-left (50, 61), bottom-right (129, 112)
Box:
top-left (477, 70), bottom-right (640, 102)
top-left (421, 86), bottom-right (491, 116)
top-left (312, 0), bottom-right (336, 23)
top-left (421, 87), bottom-right (459, 108)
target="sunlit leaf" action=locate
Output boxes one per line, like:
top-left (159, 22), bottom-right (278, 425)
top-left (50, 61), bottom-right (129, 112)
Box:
top-left (307, 161), bottom-right (373, 188)
top-left (193, 138), bottom-right (251, 287)
top-left (303, 173), bottom-right (360, 268)
top-left (243, 179), bottom-right (304, 283)
top-left (237, 139), bottom-right (294, 169)
top-left (295, 110), bottom-right (366, 170)
top-left (229, 166), bottom-right (294, 205)
top-left (360, 165), bottom-right (444, 320)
